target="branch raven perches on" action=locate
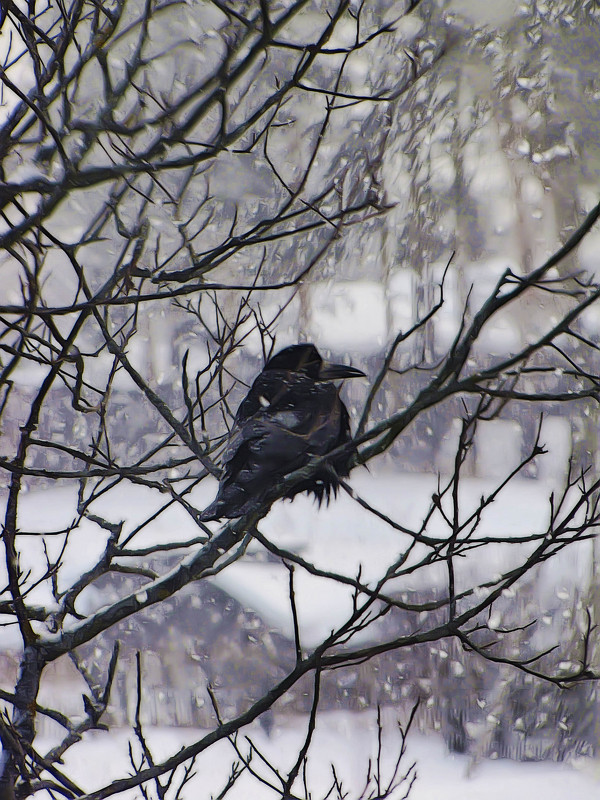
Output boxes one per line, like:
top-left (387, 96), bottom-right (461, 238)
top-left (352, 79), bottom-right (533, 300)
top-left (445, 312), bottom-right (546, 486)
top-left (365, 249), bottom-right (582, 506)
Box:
top-left (200, 344), bottom-right (365, 520)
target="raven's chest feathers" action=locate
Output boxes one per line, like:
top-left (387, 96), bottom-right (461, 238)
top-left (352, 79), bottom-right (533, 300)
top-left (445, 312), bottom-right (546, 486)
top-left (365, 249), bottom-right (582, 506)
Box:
top-left (222, 370), bottom-right (350, 477)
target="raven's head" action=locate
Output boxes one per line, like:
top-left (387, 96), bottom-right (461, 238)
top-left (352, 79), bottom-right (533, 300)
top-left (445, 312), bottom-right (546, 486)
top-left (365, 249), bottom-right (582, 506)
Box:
top-left (264, 344), bottom-right (365, 381)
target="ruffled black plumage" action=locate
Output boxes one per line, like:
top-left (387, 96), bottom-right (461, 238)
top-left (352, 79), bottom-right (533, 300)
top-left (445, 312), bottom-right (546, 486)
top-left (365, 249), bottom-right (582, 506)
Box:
top-left (200, 344), bottom-right (364, 520)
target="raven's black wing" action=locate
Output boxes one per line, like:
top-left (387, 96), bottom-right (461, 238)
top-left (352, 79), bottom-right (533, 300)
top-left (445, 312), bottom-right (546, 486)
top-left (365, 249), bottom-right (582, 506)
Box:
top-left (200, 371), bottom-right (350, 519)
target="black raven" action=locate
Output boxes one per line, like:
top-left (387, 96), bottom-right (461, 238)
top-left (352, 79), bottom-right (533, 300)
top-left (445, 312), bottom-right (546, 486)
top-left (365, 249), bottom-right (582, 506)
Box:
top-left (200, 344), bottom-right (365, 520)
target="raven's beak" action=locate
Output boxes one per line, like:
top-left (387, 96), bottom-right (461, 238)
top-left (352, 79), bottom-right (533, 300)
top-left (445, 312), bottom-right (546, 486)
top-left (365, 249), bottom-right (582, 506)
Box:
top-left (318, 361), bottom-right (366, 380)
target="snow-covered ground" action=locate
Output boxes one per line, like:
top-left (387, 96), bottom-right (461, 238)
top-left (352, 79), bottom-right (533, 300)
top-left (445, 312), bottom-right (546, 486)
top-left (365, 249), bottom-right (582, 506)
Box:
top-left (34, 711), bottom-right (600, 799)
top-left (2, 471), bottom-right (597, 797)
top-left (0, 468), bottom-right (593, 649)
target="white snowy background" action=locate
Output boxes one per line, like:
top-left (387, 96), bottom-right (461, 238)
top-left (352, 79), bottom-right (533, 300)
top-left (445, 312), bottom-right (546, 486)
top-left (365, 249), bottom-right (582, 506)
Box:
top-left (2, 463), bottom-right (598, 796)
top-left (2, 0), bottom-right (600, 796)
